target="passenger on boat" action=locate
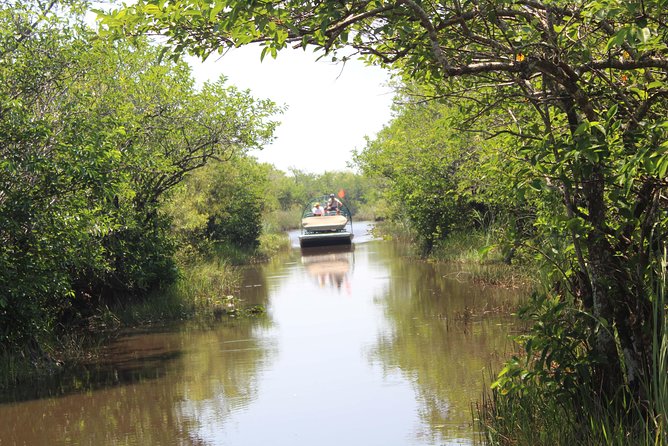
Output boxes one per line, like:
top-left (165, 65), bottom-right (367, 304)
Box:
top-left (326, 194), bottom-right (342, 215)
top-left (312, 202), bottom-right (325, 216)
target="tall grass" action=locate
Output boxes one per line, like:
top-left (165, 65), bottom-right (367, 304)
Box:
top-left (114, 257), bottom-right (245, 325)
top-left (432, 229), bottom-right (498, 263)
top-left (476, 380), bottom-right (574, 445)
top-left (263, 205), bottom-right (302, 232)
top-left (478, 354), bottom-right (635, 445)
top-left (430, 228), bottom-right (535, 289)
top-left (373, 222), bottom-right (535, 289)
top-left (351, 203), bottom-right (379, 222)
top-left (371, 218), bottom-right (418, 242)
top-left (477, 251), bottom-right (668, 445)
top-left (258, 231), bottom-right (292, 258)
top-left (114, 232), bottom-right (287, 326)
top-left (377, 221), bottom-right (510, 264)
top-left (647, 250), bottom-right (668, 444)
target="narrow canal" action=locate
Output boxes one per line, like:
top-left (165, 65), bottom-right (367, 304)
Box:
top-left (0, 222), bottom-right (522, 445)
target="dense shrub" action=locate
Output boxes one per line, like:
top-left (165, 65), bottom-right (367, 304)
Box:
top-left (0, 2), bottom-right (278, 348)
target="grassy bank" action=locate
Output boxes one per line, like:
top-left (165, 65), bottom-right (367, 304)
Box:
top-left (0, 258), bottom-right (252, 393)
top-left (431, 230), bottom-right (535, 290)
top-left (115, 259), bottom-right (245, 325)
top-left (114, 230), bottom-right (291, 326)
top-left (476, 257), bottom-right (668, 445)
top-left (375, 221), bottom-right (536, 290)
top-left (264, 205), bottom-right (302, 232)
top-left (0, 230), bottom-right (291, 394)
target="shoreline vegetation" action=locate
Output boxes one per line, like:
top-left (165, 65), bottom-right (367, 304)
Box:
top-left (0, 234), bottom-right (289, 394)
top-left (0, 219), bottom-right (530, 398)
top-left (476, 257), bottom-right (668, 446)
top-left (377, 222), bottom-right (668, 445)
top-left (0, 197), bottom-right (359, 393)
top-left (375, 221), bottom-right (538, 291)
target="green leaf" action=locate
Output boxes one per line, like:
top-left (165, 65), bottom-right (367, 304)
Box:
top-left (209, 2), bottom-right (224, 20)
top-left (591, 123), bottom-right (606, 138)
top-left (606, 104), bottom-right (618, 120)
top-left (478, 244), bottom-right (496, 258)
top-left (582, 147), bottom-right (599, 163)
top-left (631, 87), bottom-right (648, 100)
top-left (574, 122), bottom-right (589, 136)
top-left (260, 45), bottom-right (269, 61)
top-left (605, 28), bottom-right (628, 50)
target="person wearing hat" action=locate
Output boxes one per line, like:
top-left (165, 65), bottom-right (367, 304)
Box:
top-left (325, 193), bottom-right (342, 215)
top-left (312, 202), bottom-right (324, 216)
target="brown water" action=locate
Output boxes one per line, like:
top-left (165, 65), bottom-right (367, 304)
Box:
top-left (0, 223), bottom-right (523, 445)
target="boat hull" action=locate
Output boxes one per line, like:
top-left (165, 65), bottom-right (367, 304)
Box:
top-left (298, 231), bottom-right (353, 248)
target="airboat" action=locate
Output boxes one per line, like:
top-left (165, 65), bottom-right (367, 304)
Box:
top-left (298, 195), bottom-right (353, 248)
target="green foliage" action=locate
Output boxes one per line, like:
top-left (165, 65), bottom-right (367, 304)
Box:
top-left (647, 252), bottom-right (668, 444)
top-left (492, 294), bottom-right (594, 399)
top-left (0, 4), bottom-right (117, 346)
top-left (481, 257), bottom-right (668, 445)
top-left (0, 2), bottom-right (279, 349)
top-left (354, 86), bottom-right (517, 254)
top-left (167, 155), bottom-right (272, 254)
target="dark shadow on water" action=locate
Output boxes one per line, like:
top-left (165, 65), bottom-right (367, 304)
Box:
top-left (0, 331), bottom-right (185, 404)
top-left (300, 243), bottom-right (355, 257)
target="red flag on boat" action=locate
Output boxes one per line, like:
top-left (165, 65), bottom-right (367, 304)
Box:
top-left (338, 189), bottom-right (345, 199)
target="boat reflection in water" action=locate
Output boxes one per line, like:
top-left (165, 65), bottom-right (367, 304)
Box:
top-left (300, 244), bottom-right (354, 294)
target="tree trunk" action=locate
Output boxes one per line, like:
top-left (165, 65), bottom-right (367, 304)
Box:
top-left (583, 168), bottom-right (645, 398)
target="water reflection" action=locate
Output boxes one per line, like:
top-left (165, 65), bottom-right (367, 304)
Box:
top-left (301, 245), bottom-right (354, 293)
top-left (0, 327), bottom-right (184, 404)
top-left (176, 326), bottom-right (277, 444)
top-left (0, 321), bottom-right (275, 445)
top-left (0, 231), bottom-right (525, 445)
top-left (367, 242), bottom-right (521, 443)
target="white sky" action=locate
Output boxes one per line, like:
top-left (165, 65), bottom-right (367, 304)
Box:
top-left (188, 46), bottom-right (395, 174)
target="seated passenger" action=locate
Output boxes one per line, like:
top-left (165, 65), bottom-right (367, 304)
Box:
top-left (312, 202), bottom-right (324, 216)
top-left (325, 194), bottom-right (343, 215)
